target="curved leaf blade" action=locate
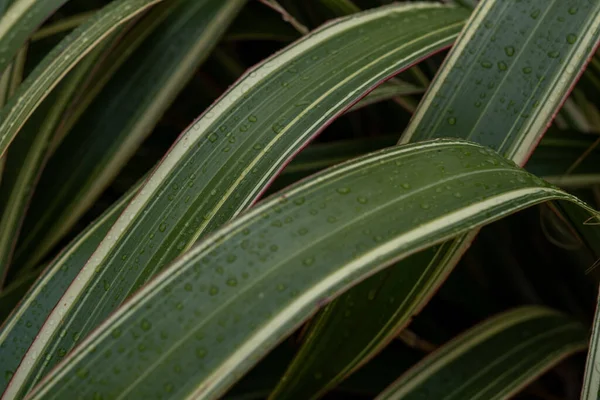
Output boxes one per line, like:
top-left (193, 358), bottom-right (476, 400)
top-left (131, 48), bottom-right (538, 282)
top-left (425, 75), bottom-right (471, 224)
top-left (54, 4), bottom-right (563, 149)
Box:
top-left (0, 0), bottom-right (71, 74)
top-left (6, 4), bottom-right (468, 396)
top-left (0, 45), bottom-right (104, 285)
top-left (0, 0), bottom-right (167, 158)
top-left (0, 184), bottom-right (138, 394)
top-left (274, 1), bottom-right (600, 397)
top-left (403, 0), bottom-right (600, 163)
top-left (13, 0), bottom-right (246, 275)
top-left (377, 307), bottom-right (586, 400)
top-left (27, 139), bottom-right (597, 400)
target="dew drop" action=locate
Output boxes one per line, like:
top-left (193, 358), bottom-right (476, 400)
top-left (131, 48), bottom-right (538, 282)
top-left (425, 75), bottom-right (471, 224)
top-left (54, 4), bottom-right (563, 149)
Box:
top-left (504, 46), bottom-right (515, 57)
top-left (566, 33), bottom-right (577, 44)
top-left (303, 257), bottom-right (315, 266)
top-left (140, 319), bottom-right (152, 331)
top-left (196, 348), bottom-right (207, 359)
top-left (547, 51), bottom-right (560, 59)
top-left (447, 117), bottom-right (457, 125)
top-left (336, 187), bottom-right (351, 195)
top-left (226, 278), bottom-right (238, 287)
top-left (76, 368), bottom-right (89, 379)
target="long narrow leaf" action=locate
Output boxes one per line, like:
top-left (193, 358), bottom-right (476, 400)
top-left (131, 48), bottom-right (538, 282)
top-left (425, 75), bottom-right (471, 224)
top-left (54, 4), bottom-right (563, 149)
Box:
top-left (13, 0), bottom-right (245, 274)
top-left (0, 45), bottom-right (104, 285)
top-left (0, 0), bottom-right (72, 74)
top-left (27, 140), bottom-right (597, 400)
top-left (4, 4), bottom-right (468, 397)
top-left (273, 0), bottom-right (600, 397)
top-left (376, 307), bottom-right (586, 400)
top-left (0, 0), bottom-right (167, 158)
top-left (0, 183), bottom-right (138, 394)
top-left (275, 130), bottom-right (600, 193)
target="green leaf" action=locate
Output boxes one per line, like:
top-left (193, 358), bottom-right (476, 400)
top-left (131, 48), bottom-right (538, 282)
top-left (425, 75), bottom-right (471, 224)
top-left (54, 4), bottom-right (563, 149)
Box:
top-left (349, 80), bottom-right (425, 112)
top-left (274, 130), bottom-right (600, 194)
top-left (3, 4), bottom-right (468, 397)
top-left (0, 183), bottom-right (138, 394)
top-left (12, 0), bottom-right (246, 273)
top-left (31, 11), bottom-right (97, 41)
top-left (274, 0), bottom-right (600, 397)
top-left (0, 269), bottom-right (38, 323)
top-left (0, 0), bottom-right (168, 158)
top-left (0, 38), bottom-right (27, 187)
top-left (0, 0), bottom-right (72, 74)
top-left (0, 44), bottom-right (104, 285)
top-left (376, 307), bottom-right (586, 400)
top-left (402, 1), bottom-right (600, 164)
top-left (527, 130), bottom-right (600, 188)
top-left (27, 139), bottom-right (597, 400)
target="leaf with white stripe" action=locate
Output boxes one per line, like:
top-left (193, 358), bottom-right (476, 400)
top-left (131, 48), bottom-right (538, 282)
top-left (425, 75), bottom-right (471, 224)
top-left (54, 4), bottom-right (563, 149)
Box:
top-left (273, 129), bottom-right (600, 194)
top-left (27, 139), bottom-right (597, 400)
top-left (0, 0), bottom-right (168, 158)
top-left (5, 4), bottom-right (468, 397)
top-left (0, 183), bottom-right (138, 395)
top-left (0, 0), bottom-right (72, 74)
top-left (12, 0), bottom-right (245, 274)
top-left (377, 307), bottom-right (586, 400)
top-left (272, 1), bottom-right (600, 397)
top-left (0, 45), bottom-right (106, 286)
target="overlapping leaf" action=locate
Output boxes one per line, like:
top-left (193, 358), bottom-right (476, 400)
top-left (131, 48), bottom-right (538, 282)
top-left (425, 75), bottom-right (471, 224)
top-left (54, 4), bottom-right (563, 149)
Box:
top-left (0, 0), bottom-right (168, 158)
top-left (0, 46), bottom-right (104, 284)
top-left (377, 307), bottom-right (586, 400)
top-left (0, 0), bottom-right (72, 74)
top-left (273, 1), bottom-right (600, 397)
top-left (1, 4), bottom-right (468, 397)
top-left (12, 0), bottom-right (246, 273)
top-left (27, 140), bottom-right (598, 400)
top-left (0, 184), bottom-right (137, 394)
top-left (274, 129), bottom-right (600, 193)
